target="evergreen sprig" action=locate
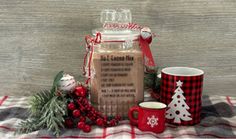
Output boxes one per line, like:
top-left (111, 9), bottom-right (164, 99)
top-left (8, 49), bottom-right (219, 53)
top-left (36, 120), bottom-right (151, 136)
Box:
top-left (16, 71), bottom-right (67, 137)
top-left (40, 95), bottom-right (67, 136)
top-left (16, 117), bottom-right (41, 134)
top-left (144, 67), bottom-right (159, 90)
top-left (29, 90), bottom-right (53, 116)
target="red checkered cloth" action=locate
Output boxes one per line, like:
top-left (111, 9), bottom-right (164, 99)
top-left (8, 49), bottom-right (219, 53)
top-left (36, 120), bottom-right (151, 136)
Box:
top-left (0, 95), bottom-right (236, 138)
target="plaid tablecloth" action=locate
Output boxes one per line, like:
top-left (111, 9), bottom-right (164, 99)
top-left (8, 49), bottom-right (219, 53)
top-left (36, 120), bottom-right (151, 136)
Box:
top-left (0, 95), bottom-right (236, 138)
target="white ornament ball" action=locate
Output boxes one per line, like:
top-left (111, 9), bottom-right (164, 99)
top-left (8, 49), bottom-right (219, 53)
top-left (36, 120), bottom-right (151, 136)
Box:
top-left (141, 27), bottom-right (152, 44)
top-left (58, 74), bottom-right (77, 92)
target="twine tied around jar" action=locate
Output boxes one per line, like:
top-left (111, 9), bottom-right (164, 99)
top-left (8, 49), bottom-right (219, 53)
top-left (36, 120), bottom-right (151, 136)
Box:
top-left (83, 32), bottom-right (101, 84)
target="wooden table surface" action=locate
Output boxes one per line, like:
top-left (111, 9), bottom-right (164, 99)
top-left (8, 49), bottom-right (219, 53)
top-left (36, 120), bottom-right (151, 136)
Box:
top-left (0, 0), bottom-right (235, 96)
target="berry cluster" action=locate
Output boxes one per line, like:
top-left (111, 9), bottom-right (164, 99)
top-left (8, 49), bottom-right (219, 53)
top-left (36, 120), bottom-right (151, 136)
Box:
top-left (64, 85), bottom-right (122, 133)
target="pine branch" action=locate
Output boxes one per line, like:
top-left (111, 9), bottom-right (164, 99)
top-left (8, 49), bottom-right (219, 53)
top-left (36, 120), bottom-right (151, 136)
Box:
top-left (17, 93), bottom-right (67, 136)
top-left (144, 67), bottom-right (158, 90)
top-left (16, 71), bottom-right (67, 137)
top-left (41, 96), bottom-right (67, 136)
top-left (29, 90), bottom-right (52, 116)
top-left (16, 116), bottom-right (42, 134)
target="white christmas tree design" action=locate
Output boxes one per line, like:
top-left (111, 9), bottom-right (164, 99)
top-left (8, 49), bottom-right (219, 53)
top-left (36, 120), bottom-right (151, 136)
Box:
top-left (147, 115), bottom-right (158, 128)
top-left (166, 80), bottom-right (192, 123)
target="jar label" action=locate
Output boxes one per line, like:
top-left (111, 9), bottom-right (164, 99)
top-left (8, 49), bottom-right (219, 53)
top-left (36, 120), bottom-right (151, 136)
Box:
top-left (91, 52), bottom-right (144, 117)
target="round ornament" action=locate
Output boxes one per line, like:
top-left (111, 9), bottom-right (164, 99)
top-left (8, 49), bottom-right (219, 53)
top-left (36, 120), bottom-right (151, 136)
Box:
top-left (58, 74), bottom-right (77, 92)
top-left (141, 27), bottom-right (152, 44)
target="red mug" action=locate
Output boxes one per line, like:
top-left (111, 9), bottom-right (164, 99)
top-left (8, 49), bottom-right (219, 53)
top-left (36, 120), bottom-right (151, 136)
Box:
top-left (160, 67), bottom-right (204, 125)
top-left (128, 101), bottom-right (167, 133)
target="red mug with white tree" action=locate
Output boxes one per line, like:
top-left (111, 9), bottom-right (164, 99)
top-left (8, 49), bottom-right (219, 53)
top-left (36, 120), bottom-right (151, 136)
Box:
top-left (160, 67), bottom-right (204, 125)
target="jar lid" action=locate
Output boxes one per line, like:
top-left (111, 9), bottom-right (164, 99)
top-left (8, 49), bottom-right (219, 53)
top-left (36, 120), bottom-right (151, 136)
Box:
top-left (93, 9), bottom-right (140, 41)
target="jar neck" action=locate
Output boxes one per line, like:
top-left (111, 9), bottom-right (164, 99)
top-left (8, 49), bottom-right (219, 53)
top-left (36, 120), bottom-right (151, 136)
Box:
top-left (101, 38), bottom-right (139, 43)
top-left (95, 39), bottom-right (140, 51)
top-left (92, 28), bottom-right (140, 42)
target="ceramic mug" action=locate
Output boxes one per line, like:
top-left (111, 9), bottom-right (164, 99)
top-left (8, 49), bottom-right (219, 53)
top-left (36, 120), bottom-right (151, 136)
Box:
top-left (160, 67), bottom-right (204, 125)
top-left (128, 101), bottom-right (167, 133)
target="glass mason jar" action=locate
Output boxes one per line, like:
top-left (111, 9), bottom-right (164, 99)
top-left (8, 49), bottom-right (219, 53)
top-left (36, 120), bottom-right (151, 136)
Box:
top-left (89, 9), bottom-right (144, 118)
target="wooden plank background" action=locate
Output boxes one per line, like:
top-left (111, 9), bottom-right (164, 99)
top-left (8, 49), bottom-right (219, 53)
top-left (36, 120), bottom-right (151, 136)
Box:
top-left (0, 0), bottom-right (235, 96)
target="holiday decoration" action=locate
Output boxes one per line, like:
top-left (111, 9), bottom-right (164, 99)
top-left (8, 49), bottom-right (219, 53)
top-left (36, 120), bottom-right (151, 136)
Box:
top-left (68, 102), bottom-right (76, 111)
top-left (128, 101), bottom-right (166, 133)
top-left (75, 86), bottom-right (87, 97)
top-left (58, 73), bottom-right (76, 92)
top-left (64, 85), bottom-right (122, 131)
top-left (16, 71), bottom-right (67, 136)
top-left (85, 9), bottom-right (157, 117)
top-left (16, 9), bottom-right (158, 137)
top-left (141, 27), bottom-right (152, 44)
top-left (166, 80), bottom-right (192, 124)
top-left (16, 71), bottom-right (122, 137)
top-left (147, 115), bottom-right (158, 128)
top-left (160, 67), bottom-right (204, 125)
top-left (144, 67), bottom-right (161, 100)
top-left (73, 109), bottom-right (81, 117)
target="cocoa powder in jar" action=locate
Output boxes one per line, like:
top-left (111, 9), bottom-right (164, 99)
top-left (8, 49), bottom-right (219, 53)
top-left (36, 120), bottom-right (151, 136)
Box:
top-left (90, 40), bottom-right (144, 118)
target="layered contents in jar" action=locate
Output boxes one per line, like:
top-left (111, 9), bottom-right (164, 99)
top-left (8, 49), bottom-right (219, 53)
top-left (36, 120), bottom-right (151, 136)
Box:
top-left (90, 42), bottom-right (144, 117)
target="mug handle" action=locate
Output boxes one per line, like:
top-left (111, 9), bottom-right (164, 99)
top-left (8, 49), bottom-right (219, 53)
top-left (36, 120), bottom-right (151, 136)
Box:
top-left (128, 106), bottom-right (139, 126)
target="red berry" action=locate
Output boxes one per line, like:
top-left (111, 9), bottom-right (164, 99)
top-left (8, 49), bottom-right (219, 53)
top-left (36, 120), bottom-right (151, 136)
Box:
top-left (83, 124), bottom-right (91, 133)
top-left (109, 122), bottom-right (115, 126)
top-left (87, 114), bottom-right (95, 121)
top-left (68, 103), bottom-right (76, 111)
top-left (104, 116), bottom-right (108, 121)
top-left (86, 106), bottom-right (91, 111)
top-left (77, 122), bottom-right (85, 129)
top-left (77, 98), bottom-right (83, 103)
top-left (115, 115), bottom-right (122, 120)
top-left (80, 107), bottom-right (85, 112)
top-left (75, 86), bottom-right (86, 97)
top-left (109, 119), bottom-right (116, 126)
top-left (73, 109), bottom-right (81, 117)
top-left (91, 107), bottom-right (95, 112)
top-left (103, 116), bottom-right (108, 123)
top-left (65, 118), bottom-right (73, 128)
top-left (80, 91), bottom-right (86, 97)
top-left (79, 116), bottom-right (86, 122)
top-left (96, 112), bottom-right (102, 117)
top-left (96, 118), bottom-right (104, 126)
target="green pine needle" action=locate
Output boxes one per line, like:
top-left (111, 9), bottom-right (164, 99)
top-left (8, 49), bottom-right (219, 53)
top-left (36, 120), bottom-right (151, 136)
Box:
top-left (50, 71), bottom-right (64, 94)
top-left (16, 71), bottom-right (67, 137)
top-left (29, 90), bottom-right (52, 116)
top-left (53, 71), bottom-right (64, 87)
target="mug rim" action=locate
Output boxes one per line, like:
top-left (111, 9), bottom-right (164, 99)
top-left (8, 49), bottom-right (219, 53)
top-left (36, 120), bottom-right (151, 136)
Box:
top-left (162, 67), bottom-right (204, 77)
top-left (138, 101), bottom-right (167, 110)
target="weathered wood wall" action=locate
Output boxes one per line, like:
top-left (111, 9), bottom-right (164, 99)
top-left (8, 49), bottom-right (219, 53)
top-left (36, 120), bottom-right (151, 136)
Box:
top-left (0, 0), bottom-right (236, 96)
